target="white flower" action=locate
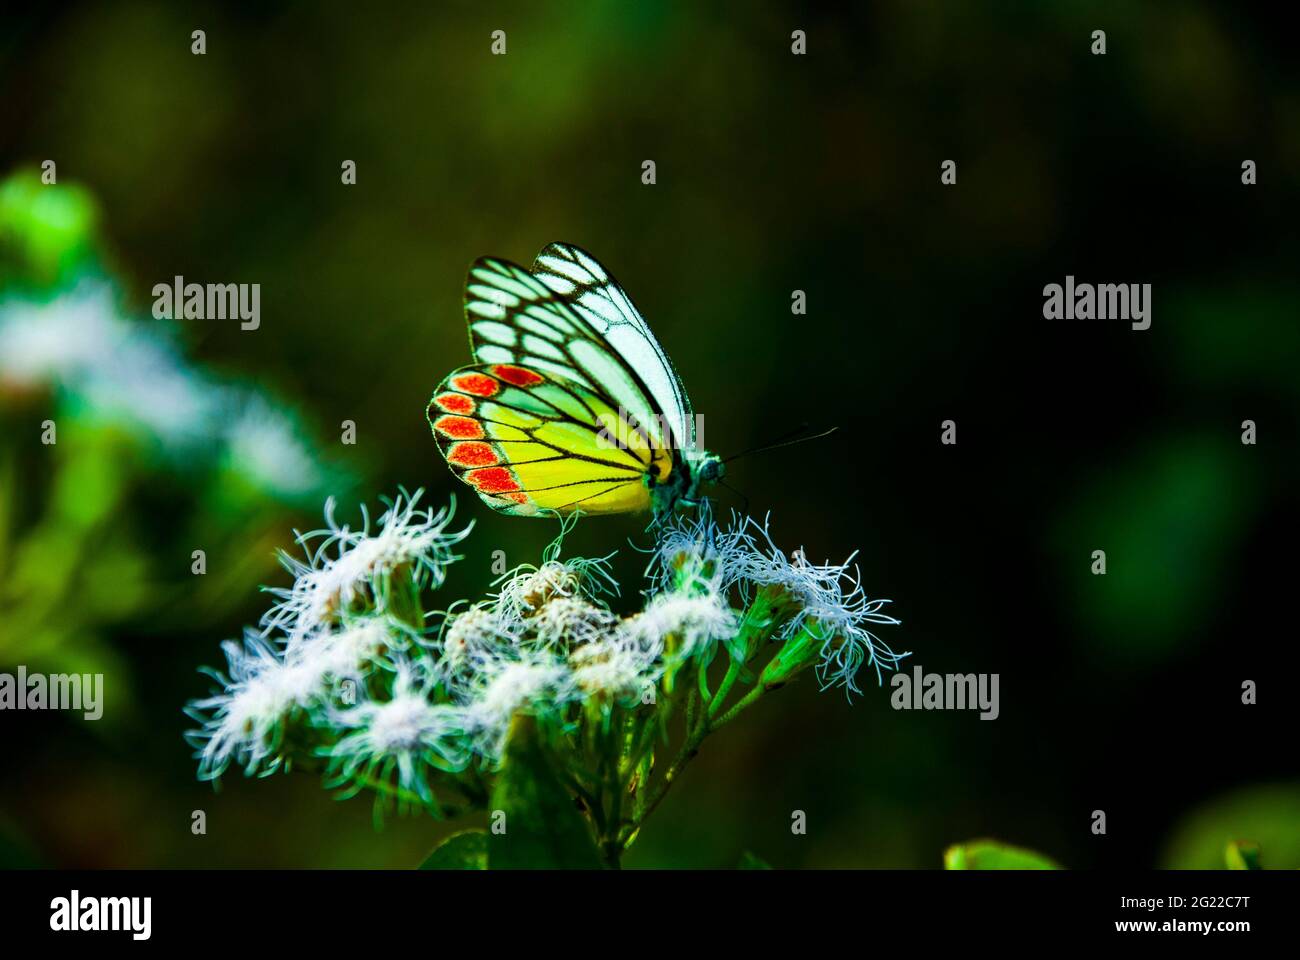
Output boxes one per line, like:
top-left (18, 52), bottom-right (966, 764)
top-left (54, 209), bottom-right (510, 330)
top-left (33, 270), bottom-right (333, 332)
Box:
top-left (283, 616), bottom-right (406, 684)
top-left (631, 589), bottom-right (736, 661)
top-left (0, 285), bottom-right (121, 386)
top-left (440, 604), bottom-right (517, 673)
top-left (262, 490), bottom-right (471, 637)
top-left (734, 518), bottom-right (905, 694)
top-left (461, 653), bottom-right (573, 760)
top-left (220, 393), bottom-right (327, 500)
top-left (650, 506), bottom-right (905, 694)
top-left (648, 501), bottom-right (752, 594)
top-left (492, 555), bottom-right (617, 623)
top-left (569, 630), bottom-right (661, 703)
top-left (327, 665), bottom-right (472, 802)
top-left (188, 617), bottom-right (423, 783)
top-left (186, 632), bottom-right (324, 780)
top-left (529, 595), bottom-right (620, 651)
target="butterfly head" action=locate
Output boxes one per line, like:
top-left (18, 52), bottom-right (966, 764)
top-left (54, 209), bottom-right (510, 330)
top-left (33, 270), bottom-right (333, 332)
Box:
top-left (692, 452), bottom-right (725, 489)
top-left (649, 448), bottom-right (724, 519)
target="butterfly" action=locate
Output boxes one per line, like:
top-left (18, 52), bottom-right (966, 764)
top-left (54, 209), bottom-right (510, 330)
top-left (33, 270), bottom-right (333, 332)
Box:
top-left (427, 242), bottom-right (723, 519)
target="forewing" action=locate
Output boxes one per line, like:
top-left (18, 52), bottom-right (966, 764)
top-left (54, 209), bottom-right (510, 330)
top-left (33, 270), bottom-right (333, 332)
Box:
top-left (462, 247), bottom-right (692, 451)
top-left (531, 242), bottom-right (693, 450)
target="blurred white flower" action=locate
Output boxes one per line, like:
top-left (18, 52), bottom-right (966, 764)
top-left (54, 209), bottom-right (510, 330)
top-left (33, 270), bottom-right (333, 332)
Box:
top-left (221, 393), bottom-right (326, 499)
top-left (79, 335), bottom-right (218, 446)
top-left (0, 283), bottom-right (217, 445)
top-left (0, 283), bottom-right (336, 497)
top-left (0, 284), bottom-right (121, 386)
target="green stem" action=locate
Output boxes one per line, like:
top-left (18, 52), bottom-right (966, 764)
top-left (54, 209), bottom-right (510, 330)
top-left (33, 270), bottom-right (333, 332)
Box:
top-left (616, 682), bottom-right (770, 847)
top-left (708, 655), bottom-right (745, 719)
top-left (696, 655), bottom-right (713, 703)
top-left (711, 683), bottom-right (765, 730)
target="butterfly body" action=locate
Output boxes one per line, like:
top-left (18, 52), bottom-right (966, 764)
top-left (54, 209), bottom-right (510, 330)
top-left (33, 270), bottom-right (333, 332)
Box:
top-left (428, 243), bottom-right (718, 520)
top-left (648, 448), bottom-right (724, 517)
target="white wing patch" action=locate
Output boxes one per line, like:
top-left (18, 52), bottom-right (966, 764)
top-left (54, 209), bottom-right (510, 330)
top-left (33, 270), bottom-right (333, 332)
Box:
top-left (463, 252), bottom-right (675, 447)
top-left (530, 243), bottom-right (693, 449)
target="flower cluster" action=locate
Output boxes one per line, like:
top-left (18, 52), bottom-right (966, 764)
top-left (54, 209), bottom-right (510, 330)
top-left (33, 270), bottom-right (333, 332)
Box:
top-left (186, 491), bottom-right (906, 839)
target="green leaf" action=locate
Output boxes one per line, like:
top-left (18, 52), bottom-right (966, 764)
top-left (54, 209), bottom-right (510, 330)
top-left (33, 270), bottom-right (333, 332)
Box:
top-left (738, 850), bottom-right (772, 870)
top-left (487, 716), bottom-right (602, 870)
top-left (944, 839), bottom-right (1061, 870)
top-left (1162, 785), bottom-right (1300, 869)
top-left (1225, 840), bottom-right (1261, 870)
top-left (418, 830), bottom-right (488, 870)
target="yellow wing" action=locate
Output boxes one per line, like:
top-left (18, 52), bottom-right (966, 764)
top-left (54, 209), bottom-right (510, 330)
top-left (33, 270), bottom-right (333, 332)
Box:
top-left (427, 362), bottom-right (674, 516)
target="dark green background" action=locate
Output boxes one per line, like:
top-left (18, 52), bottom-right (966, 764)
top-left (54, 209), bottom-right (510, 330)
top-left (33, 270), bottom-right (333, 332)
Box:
top-left (1, 1), bottom-right (1296, 868)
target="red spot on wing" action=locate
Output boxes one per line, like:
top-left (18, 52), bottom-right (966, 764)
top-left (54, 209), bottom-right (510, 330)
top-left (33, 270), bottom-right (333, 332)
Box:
top-left (466, 466), bottom-right (520, 494)
top-left (433, 393), bottom-right (475, 415)
top-left (434, 416), bottom-right (484, 440)
top-left (448, 441), bottom-right (499, 467)
top-left (451, 373), bottom-right (499, 397)
top-left (506, 493), bottom-right (528, 504)
top-left (492, 364), bottom-right (544, 387)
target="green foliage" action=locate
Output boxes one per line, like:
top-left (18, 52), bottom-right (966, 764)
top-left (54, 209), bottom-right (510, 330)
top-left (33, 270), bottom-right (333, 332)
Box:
top-left (1055, 436), bottom-right (1254, 663)
top-left (944, 840), bottom-right (1061, 870)
top-left (0, 170), bottom-right (346, 714)
top-left (419, 830), bottom-right (487, 870)
top-left (487, 717), bottom-right (602, 870)
top-left (1162, 785), bottom-right (1300, 869)
top-left (0, 168), bottom-right (100, 287)
top-left (738, 850), bottom-right (772, 870)
top-left (1224, 840), bottom-right (1260, 870)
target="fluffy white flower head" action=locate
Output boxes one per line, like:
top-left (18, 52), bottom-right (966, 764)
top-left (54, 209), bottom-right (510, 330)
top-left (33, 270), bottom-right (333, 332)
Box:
top-left (264, 490), bottom-right (470, 637)
top-left (530, 595), bottom-right (620, 651)
top-left (441, 604), bottom-right (516, 673)
top-left (569, 631), bottom-right (661, 702)
top-left (464, 654), bottom-right (573, 760)
top-left (326, 664), bottom-right (472, 801)
top-left (633, 589), bottom-right (736, 661)
top-left (188, 633), bottom-right (323, 780)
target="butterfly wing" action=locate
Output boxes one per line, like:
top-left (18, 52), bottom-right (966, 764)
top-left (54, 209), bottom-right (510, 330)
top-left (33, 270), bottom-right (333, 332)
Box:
top-left (428, 362), bottom-right (671, 516)
top-left (463, 244), bottom-right (695, 453)
top-left (531, 243), bottom-right (694, 450)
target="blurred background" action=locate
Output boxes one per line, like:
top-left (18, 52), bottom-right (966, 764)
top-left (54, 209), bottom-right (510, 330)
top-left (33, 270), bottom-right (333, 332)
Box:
top-left (0, 1), bottom-right (1296, 869)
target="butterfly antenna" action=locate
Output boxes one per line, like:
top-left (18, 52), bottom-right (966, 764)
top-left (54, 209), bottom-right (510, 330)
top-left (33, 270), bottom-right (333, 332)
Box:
top-left (721, 425), bottom-right (839, 464)
top-left (717, 479), bottom-right (750, 516)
